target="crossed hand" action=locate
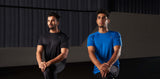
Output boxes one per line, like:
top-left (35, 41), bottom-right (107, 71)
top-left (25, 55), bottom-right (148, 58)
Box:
top-left (98, 63), bottom-right (111, 78)
top-left (38, 61), bottom-right (51, 72)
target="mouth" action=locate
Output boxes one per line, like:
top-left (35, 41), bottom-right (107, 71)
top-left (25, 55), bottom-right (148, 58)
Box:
top-left (99, 23), bottom-right (104, 25)
top-left (49, 25), bottom-right (54, 27)
top-left (99, 26), bottom-right (104, 28)
top-left (99, 22), bottom-right (104, 24)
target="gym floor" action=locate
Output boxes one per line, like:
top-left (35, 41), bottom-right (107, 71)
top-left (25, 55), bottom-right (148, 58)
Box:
top-left (0, 57), bottom-right (160, 79)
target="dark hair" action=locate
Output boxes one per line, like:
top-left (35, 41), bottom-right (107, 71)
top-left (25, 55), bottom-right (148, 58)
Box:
top-left (48, 12), bottom-right (60, 21)
top-left (96, 9), bottom-right (110, 18)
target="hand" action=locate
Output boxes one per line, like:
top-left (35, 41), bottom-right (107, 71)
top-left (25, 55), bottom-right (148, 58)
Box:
top-left (98, 63), bottom-right (111, 78)
top-left (104, 63), bottom-right (111, 72)
top-left (38, 62), bottom-right (47, 72)
top-left (46, 61), bottom-right (51, 67)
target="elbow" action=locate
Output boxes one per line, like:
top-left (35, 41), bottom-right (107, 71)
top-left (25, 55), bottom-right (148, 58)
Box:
top-left (117, 50), bottom-right (121, 58)
top-left (63, 53), bottom-right (68, 59)
top-left (36, 52), bottom-right (39, 58)
top-left (118, 52), bottom-right (121, 58)
top-left (62, 51), bottom-right (69, 60)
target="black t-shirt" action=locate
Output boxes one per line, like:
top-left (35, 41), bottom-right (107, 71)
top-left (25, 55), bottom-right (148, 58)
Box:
top-left (37, 31), bottom-right (69, 73)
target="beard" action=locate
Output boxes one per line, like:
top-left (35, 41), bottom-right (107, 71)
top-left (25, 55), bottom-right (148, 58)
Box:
top-left (99, 26), bottom-right (105, 28)
top-left (98, 24), bottom-right (108, 28)
top-left (49, 25), bottom-right (56, 30)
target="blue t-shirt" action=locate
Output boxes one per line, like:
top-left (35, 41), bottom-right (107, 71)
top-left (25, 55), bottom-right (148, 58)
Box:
top-left (87, 31), bottom-right (122, 74)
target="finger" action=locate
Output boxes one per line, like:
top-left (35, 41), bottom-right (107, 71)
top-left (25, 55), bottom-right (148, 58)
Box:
top-left (41, 68), bottom-right (44, 72)
top-left (39, 65), bottom-right (43, 69)
top-left (104, 72), bottom-right (107, 78)
top-left (102, 65), bottom-right (108, 70)
top-left (42, 67), bottom-right (46, 72)
top-left (43, 63), bottom-right (47, 68)
top-left (101, 71), bottom-right (105, 78)
top-left (101, 72), bottom-right (104, 78)
top-left (101, 67), bottom-right (106, 72)
top-left (40, 62), bottom-right (45, 68)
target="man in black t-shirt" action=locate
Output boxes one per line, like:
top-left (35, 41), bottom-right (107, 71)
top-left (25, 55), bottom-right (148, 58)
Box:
top-left (36, 12), bottom-right (69, 79)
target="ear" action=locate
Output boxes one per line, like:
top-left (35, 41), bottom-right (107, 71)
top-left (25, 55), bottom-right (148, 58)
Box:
top-left (57, 21), bottom-right (60, 25)
top-left (107, 19), bottom-right (110, 24)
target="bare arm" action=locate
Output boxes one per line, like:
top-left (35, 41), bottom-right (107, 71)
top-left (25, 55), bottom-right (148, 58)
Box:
top-left (88, 46), bottom-right (101, 69)
top-left (106, 45), bottom-right (121, 67)
top-left (88, 45), bottom-right (121, 78)
top-left (88, 46), bottom-right (109, 78)
top-left (36, 45), bottom-right (44, 65)
top-left (36, 45), bottom-right (46, 72)
top-left (46, 48), bottom-right (69, 67)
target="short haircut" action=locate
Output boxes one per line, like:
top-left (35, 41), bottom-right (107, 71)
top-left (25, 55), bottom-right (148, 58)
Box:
top-left (48, 12), bottom-right (60, 21)
top-left (96, 9), bottom-right (110, 18)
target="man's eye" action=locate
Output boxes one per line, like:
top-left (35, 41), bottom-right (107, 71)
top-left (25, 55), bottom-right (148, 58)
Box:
top-left (102, 17), bottom-right (106, 19)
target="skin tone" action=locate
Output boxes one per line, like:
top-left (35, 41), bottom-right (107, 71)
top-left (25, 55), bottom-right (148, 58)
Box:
top-left (88, 13), bottom-right (121, 78)
top-left (36, 16), bottom-right (69, 72)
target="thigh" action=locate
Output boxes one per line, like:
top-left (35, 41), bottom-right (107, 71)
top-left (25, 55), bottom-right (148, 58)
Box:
top-left (109, 65), bottom-right (119, 78)
top-left (43, 67), bottom-right (57, 79)
top-left (106, 66), bottom-right (119, 79)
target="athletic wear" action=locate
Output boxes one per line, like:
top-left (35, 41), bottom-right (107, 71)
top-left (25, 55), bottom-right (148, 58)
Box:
top-left (87, 31), bottom-right (122, 74)
top-left (37, 31), bottom-right (69, 74)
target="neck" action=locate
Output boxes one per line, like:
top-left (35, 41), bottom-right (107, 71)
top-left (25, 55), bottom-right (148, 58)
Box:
top-left (98, 27), bottom-right (109, 33)
top-left (49, 27), bottom-right (60, 33)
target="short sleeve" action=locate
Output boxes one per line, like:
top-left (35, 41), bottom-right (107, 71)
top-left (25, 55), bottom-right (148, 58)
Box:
top-left (37, 36), bottom-right (43, 45)
top-left (60, 36), bottom-right (69, 48)
top-left (113, 32), bottom-right (122, 47)
top-left (87, 35), bottom-right (95, 47)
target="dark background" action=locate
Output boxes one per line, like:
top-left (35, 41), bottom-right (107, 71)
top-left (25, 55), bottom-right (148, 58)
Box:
top-left (0, 0), bottom-right (160, 79)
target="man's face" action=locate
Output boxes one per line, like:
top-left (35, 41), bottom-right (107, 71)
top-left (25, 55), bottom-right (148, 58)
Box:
top-left (47, 16), bottom-right (59, 29)
top-left (96, 13), bottom-right (109, 28)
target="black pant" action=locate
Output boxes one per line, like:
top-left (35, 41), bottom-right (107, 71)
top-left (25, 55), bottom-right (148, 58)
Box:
top-left (94, 66), bottom-right (119, 79)
top-left (43, 67), bottom-right (57, 79)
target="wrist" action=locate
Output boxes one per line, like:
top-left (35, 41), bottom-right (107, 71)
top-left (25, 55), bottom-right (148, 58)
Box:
top-left (97, 63), bottom-right (102, 69)
top-left (38, 59), bottom-right (43, 65)
top-left (46, 61), bottom-right (51, 67)
top-left (105, 63), bottom-right (111, 68)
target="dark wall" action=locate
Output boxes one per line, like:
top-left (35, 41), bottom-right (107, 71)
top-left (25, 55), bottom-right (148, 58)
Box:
top-left (0, 0), bottom-right (105, 47)
top-left (113, 0), bottom-right (160, 15)
top-left (0, 0), bottom-right (159, 47)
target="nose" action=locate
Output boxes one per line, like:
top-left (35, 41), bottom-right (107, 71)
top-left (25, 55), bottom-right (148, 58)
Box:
top-left (48, 21), bottom-right (51, 25)
top-left (99, 18), bottom-right (103, 22)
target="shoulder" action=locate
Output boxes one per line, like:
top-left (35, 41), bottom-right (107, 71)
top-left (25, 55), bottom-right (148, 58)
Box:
top-left (109, 31), bottom-right (121, 36)
top-left (88, 32), bottom-right (98, 38)
top-left (59, 32), bottom-right (69, 39)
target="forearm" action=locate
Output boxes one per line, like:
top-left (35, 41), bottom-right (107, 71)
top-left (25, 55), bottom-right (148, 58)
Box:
top-left (107, 46), bottom-right (121, 67)
top-left (48, 53), bottom-right (66, 64)
top-left (88, 46), bottom-right (102, 69)
top-left (36, 45), bottom-right (44, 65)
top-left (47, 48), bottom-right (69, 65)
top-left (89, 51), bottom-right (101, 69)
top-left (36, 51), bottom-right (43, 65)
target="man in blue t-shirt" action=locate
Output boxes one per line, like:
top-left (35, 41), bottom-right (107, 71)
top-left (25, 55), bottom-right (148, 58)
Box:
top-left (87, 9), bottom-right (122, 79)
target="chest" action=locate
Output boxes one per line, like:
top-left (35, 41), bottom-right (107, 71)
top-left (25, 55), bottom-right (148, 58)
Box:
top-left (94, 35), bottom-right (113, 47)
top-left (43, 36), bottom-right (62, 46)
